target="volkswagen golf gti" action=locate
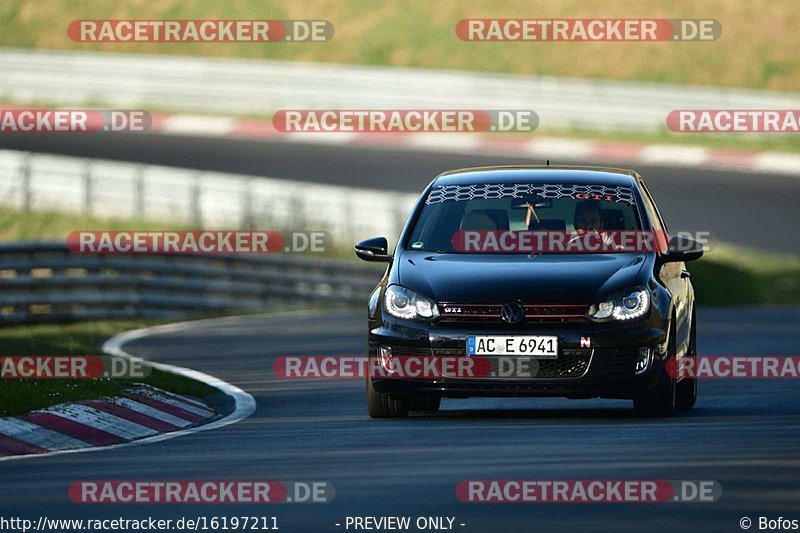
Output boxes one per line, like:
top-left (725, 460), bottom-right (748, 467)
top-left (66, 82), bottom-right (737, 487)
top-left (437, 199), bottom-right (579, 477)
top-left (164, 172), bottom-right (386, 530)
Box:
top-left (355, 166), bottom-right (703, 418)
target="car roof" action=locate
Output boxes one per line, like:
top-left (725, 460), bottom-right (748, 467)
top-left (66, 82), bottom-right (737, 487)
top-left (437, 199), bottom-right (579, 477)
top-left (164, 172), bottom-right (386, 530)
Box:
top-left (433, 166), bottom-right (639, 187)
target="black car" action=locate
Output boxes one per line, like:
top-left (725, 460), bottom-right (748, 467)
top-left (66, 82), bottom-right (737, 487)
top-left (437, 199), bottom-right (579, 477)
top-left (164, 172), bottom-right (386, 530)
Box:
top-left (355, 166), bottom-right (703, 418)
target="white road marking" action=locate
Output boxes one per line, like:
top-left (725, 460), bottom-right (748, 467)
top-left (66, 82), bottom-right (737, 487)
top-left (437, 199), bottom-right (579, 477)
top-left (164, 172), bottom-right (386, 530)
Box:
top-left (639, 144), bottom-right (708, 166)
top-left (161, 115), bottom-right (235, 136)
top-left (526, 138), bottom-right (597, 160)
top-left (406, 134), bottom-right (482, 153)
top-left (754, 153), bottom-right (800, 175)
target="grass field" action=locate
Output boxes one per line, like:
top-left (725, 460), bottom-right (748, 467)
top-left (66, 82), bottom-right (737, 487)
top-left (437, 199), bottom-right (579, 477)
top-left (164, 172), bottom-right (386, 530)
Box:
top-left (690, 244), bottom-right (800, 306)
top-left (0, 319), bottom-right (216, 417)
top-left (0, 205), bottom-right (188, 241)
top-left (1, 0), bottom-right (798, 91)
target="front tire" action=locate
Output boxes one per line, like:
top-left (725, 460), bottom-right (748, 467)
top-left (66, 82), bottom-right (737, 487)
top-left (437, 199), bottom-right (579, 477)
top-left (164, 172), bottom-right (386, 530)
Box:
top-left (676, 310), bottom-right (698, 410)
top-left (633, 323), bottom-right (677, 417)
top-left (366, 377), bottom-right (409, 418)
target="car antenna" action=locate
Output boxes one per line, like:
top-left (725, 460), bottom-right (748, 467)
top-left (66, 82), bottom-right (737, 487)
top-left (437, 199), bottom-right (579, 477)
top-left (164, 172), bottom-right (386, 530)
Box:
top-left (546, 159), bottom-right (550, 166)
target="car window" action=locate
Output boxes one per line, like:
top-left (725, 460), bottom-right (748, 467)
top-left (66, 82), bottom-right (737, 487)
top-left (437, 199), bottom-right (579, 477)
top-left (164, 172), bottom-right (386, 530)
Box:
top-left (406, 182), bottom-right (642, 252)
top-left (638, 180), bottom-right (668, 232)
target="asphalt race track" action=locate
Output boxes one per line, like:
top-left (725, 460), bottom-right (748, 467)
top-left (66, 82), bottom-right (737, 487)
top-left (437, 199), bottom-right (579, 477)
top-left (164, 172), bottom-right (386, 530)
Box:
top-left (0, 132), bottom-right (797, 254)
top-left (0, 308), bottom-right (798, 532)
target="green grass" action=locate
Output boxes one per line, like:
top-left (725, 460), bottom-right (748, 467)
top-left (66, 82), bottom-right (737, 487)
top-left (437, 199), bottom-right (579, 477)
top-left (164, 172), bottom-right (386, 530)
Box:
top-left (688, 245), bottom-right (800, 306)
top-left (0, 319), bottom-right (217, 417)
top-left (0, 0), bottom-right (798, 91)
top-left (0, 205), bottom-right (190, 242)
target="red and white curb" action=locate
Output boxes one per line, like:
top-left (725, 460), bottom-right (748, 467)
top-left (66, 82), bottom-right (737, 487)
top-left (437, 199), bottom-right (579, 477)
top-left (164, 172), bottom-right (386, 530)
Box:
top-left (0, 385), bottom-right (215, 457)
top-left (0, 317), bottom-right (257, 462)
top-left (150, 113), bottom-right (800, 176)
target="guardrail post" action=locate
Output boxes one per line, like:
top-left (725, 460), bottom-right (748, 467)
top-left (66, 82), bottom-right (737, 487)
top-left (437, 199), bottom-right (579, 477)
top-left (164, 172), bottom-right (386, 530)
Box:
top-left (21, 153), bottom-right (31, 212)
top-left (82, 160), bottom-right (93, 215)
top-left (242, 177), bottom-right (254, 230)
top-left (342, 195), bottom-right (354, 248)
top-left (191, 174), bottom-right (203, 228)
top-left (290, 194), bottom-right (306, 232)
top-left (135, 167), bottom-right (145, 220)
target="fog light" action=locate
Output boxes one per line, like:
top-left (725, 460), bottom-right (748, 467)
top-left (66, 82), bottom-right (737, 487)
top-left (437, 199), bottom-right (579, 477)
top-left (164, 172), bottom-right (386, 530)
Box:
top-left (379, 345), bottom-right (395, 373)
top-left (635, 347), bottom-right (652, 375)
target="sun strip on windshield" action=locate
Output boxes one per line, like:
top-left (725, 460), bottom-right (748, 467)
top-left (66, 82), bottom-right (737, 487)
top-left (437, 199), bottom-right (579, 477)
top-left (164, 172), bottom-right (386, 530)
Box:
top-left (425, 183), bottom-right (636, 205)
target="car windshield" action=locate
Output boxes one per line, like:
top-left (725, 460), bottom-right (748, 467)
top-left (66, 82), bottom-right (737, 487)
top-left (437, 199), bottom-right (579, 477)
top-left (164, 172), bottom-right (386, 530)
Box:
top-left (406, 182), bottom-right (643, 253)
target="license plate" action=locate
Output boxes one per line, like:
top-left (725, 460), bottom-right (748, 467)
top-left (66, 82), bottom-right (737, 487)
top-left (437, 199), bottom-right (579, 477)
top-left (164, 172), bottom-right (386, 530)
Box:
top-left (466, 335), bottom-right (558, 358)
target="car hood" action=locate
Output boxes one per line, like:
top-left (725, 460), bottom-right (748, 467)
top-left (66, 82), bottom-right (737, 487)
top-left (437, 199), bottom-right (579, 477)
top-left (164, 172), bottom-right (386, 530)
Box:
top-left (396, 252), bottom-right (647, 304)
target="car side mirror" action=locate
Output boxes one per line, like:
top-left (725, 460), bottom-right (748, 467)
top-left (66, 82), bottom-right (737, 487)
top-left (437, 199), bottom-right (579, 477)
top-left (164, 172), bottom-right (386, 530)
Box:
top-left (661, 234), bottom-right (704, 264)
top-left (355, 237), bottom-right (392, 262)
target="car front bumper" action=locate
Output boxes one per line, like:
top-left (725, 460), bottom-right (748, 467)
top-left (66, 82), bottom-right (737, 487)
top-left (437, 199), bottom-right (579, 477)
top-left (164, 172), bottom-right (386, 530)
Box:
top-left (368, 316), bottom-right (669, 399)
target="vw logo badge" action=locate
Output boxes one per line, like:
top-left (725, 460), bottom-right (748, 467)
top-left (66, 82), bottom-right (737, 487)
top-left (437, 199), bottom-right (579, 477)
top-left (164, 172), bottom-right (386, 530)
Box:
top-left (500, 301), bottom-right (525, 324)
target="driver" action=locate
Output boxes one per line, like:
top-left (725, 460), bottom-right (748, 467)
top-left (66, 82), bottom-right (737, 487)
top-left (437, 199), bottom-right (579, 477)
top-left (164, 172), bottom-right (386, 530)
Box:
top-left (570, 200), bottom-right (625, 251)
top-left (573, 200), bottom-right (603, 231)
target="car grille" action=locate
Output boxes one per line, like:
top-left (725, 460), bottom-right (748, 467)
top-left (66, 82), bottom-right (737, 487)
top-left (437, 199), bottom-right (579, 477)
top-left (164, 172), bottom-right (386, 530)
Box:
top-left (388, 346), bottom-right (592, 379)
top-left (590, 348), bottom-right (640, 379)
top-left (438, 303), bottom-right (588, 323)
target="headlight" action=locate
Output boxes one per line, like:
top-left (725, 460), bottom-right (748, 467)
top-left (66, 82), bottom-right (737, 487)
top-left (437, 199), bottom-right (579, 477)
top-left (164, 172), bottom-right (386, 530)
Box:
top-left (383, 285), bottom-right (439, 321)
top-left (589, 288), bottom-right (650, 321)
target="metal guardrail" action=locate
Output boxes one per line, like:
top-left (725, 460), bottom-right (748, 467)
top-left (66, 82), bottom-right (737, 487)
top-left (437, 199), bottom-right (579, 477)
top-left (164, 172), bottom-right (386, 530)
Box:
top-left (0, 149), bottom-right (418, 247)
top-left (0, 242), bottom-right (383, 324)
top-left (2, 49), bottom-right (799, 133)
